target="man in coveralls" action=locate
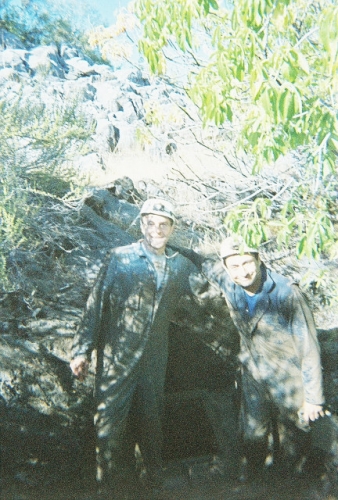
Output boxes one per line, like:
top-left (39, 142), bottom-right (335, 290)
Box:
top-left (180, 235), bottom-right (332, 486)
top-left (70, 198), bottom-right (197, 499)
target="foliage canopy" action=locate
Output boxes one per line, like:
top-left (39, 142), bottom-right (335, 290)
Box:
top-left (0, 0), bottom-right (103, 57)
top-left (130, 0), bottom-right (338, 268)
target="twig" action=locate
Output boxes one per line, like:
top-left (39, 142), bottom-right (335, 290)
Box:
top-left (195, 187), bottom-right (265, 213)
top-left (271, 179), bottom-right (294, 201)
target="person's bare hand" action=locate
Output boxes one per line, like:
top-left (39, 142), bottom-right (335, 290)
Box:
top-left (299, 401), bottom-right (329, 424)
top-left (70, 357), bottom-right (89, 381)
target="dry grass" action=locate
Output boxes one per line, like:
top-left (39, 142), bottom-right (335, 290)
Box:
top-left (87, 150), bottom-right (175, 186)
top-left (84, 141), bottom-right (246, 187)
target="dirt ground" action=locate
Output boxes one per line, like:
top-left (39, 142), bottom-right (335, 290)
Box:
top-left (1, 455), bottom-right (336, 500)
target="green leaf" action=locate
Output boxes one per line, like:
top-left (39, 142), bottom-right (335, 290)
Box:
top-left (209, 0), bottom-right (219, 9)
top-left (290, 49), bottom-right (310, 75)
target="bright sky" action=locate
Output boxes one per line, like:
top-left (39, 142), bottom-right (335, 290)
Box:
top-left (91, 0), bottom-right (132, 24)
top-left (7, 0), bottom-right (133, 27)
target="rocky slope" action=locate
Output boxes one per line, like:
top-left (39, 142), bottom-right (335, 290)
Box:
top-left (0, 26), bottom-right (194, 178)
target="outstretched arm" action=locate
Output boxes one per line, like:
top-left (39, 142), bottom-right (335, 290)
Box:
top-left (167, 244), bottom-right (206, 270)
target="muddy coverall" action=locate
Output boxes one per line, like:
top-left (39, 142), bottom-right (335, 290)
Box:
top-left (71, 241), bottom-right (196, 486)
top-left (189, 257), bottom-right (325, 471)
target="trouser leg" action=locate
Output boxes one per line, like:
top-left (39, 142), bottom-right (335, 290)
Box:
top-left (94, 377), bottom-right (137, 490)
top-left (138, 383), bottom-right (163, 482)
top-left (134, 376), bottom-right (165, 486)
top-left (240, 372), bottom-right (310, 479)
top-left (133, 344), bottom-right (168, 488)
top-left (240, 368), bottom-right (271, 481)
top-left (274, 414), bottom-right (311, 476)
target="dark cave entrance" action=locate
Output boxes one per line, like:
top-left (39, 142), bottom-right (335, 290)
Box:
top-left (162, 324), bottom-right (239, 464)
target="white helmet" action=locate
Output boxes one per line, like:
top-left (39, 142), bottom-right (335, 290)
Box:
top-left (140, 198), bottom-right (175, 222)
top-left (220, 236), bottom-right (258, 259)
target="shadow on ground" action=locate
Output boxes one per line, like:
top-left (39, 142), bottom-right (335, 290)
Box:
top-left (1, 456), bottom-right (335, 500)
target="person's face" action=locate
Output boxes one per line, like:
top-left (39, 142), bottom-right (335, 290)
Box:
top-left (141, 214), bottom-right (174, 254)
top-left (224, 253), bottom-right (261, 293)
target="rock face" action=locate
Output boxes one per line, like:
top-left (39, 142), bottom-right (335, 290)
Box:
top-left (0, 28), bottom-right (186, 172)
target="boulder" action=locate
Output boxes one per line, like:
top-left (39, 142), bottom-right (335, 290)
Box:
top-left (65, 56), bottom-right (99, 79)
top-left (26, 45), bottom-right (66, 78)
top-left (0, 28), bottom-right (25, 49)
top-left (93, 118), bottom-right (120, 152)
top-left (1, 48), bottom-right (28, 73)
